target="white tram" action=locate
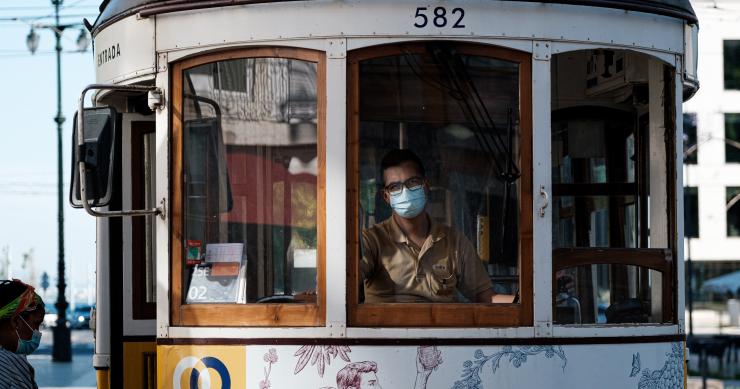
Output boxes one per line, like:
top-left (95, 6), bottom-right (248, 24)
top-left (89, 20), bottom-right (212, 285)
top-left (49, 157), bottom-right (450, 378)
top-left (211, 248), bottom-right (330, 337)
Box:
top-left (71, 1), bottom-right (700, 388)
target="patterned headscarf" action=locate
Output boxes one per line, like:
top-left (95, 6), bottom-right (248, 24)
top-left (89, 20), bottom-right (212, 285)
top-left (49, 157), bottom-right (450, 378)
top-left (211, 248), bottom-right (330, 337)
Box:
top-left (0, 279), bottom-right (42, 320)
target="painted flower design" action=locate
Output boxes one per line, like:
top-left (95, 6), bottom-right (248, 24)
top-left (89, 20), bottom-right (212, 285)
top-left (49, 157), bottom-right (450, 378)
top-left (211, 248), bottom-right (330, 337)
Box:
top-left (264, 348), bottom-right (279, 363)
top-left (294, 345), bottom-right (352, 377)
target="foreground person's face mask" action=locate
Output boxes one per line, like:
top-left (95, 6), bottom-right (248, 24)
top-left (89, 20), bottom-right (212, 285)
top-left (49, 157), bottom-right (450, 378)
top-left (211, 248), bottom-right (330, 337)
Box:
top-left (389, 186), bottom-right (427, 219)
top-left (15, 316), bottom-right (41, 355)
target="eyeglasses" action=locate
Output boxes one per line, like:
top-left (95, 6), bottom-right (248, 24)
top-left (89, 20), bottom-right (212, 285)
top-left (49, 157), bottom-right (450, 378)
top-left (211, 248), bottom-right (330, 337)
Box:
top-left (384, 176), bottom-right (424, 196)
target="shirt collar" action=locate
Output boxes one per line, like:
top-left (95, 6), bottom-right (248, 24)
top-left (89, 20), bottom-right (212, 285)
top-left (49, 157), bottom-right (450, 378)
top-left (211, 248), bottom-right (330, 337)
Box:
top-left (387, 214), bottom-right (447, 244)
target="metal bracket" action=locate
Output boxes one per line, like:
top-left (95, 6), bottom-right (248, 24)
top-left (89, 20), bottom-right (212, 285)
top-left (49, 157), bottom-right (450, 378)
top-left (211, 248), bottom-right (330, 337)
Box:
top-left (539, 185), bottom-right (549, 218)
top-left (533, 41), bottom-right (552, 61)
top-left (158, 323), bottom-right (169, 339)
top-left (327, 39), bottom-right (347, 59)
top-left (535, 320), bottom-right (553, 337)
top-left (328, 321), bottom-right (347, 337)
top-left (157, 52), bottom-right (168, 73)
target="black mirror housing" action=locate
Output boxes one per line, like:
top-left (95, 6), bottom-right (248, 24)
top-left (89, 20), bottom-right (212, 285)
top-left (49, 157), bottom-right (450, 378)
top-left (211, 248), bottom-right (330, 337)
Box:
top-left (69, 107), bottom-right (120, 208)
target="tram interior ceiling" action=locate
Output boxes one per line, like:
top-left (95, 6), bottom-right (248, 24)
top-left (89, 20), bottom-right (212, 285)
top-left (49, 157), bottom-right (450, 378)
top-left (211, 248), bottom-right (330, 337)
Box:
top-left (550, 49), bottom-right (676, 325)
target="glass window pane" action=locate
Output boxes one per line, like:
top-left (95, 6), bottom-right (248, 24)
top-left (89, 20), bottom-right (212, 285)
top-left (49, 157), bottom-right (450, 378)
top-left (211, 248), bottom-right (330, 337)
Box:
top-left (684, 113), bottom-right (697, 165)
top-left (555, 264), bottom-right (663, 324)
top-left (728, 187), bottom-right (740, 237)
top-left (724, 40), bottom-right (740, 90)
top-left (553, 195), bottom-right (638, 248)
top-left (181, 57), bottom-right (318, 304)
top-left (357, 45), bottom-right (520, 304)
top-left (684, 187), bottom-right (699, 238)
top-left (144, 132), bottom-right (156, 303)
top-left (726, 113), bottom-right (740, 163)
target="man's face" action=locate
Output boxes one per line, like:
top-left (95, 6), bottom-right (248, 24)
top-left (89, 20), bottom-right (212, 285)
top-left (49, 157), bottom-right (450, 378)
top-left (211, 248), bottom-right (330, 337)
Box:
top-left (382, 161), bottom-right (426, 205)
top-left (356, 372), bottom-right (382, 389)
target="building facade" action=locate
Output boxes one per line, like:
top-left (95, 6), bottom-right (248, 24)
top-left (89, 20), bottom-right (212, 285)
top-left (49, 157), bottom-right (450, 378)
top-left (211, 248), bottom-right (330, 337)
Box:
top-left (684, 0), bottom-right (740, 302)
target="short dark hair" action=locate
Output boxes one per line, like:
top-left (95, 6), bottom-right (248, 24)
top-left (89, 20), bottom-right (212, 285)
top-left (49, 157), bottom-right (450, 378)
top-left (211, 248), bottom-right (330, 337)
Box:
top-left (380, 149), bottom-right (425, 182)
top-left (336, 361), bottom-right (378, 389)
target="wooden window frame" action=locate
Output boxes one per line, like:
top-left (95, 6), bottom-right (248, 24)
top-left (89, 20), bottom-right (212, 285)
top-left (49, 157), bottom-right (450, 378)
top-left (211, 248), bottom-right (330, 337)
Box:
top-left (346, 43), bottom-right (533, 327)
top-left (170, 47), bottom-right (326, 327)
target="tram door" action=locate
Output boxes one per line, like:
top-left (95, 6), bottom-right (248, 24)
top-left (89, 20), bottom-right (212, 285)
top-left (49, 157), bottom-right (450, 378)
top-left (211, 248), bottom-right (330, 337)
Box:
top-left (95, 111), bottom-right (157, 389)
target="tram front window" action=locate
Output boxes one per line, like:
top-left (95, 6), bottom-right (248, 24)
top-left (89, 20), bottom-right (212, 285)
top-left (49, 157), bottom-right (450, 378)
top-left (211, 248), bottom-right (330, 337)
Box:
top-left (180, 54), bottom-right (319, 305)
top-left (354, 43), bottom-right (524, 306)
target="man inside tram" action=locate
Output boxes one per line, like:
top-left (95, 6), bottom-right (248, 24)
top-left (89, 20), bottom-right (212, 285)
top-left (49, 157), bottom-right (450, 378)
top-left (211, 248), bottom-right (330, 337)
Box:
top-left (360, 149), bottom-right (515, 304)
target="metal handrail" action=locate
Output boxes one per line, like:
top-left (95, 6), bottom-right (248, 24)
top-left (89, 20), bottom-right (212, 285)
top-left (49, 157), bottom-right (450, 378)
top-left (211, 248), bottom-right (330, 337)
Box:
top-left (77, 83), bottom-right (165, 219)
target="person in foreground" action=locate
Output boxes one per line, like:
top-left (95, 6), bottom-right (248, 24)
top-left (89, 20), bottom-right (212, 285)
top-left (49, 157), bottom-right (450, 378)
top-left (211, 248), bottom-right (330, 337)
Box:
top-left (0, 279), bottom-right (45, 389)
top-left (361, 149), bottom-right (515, 304)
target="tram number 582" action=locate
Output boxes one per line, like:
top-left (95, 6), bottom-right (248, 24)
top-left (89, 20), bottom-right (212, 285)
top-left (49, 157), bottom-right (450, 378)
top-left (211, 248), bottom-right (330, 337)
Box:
top-left (413, 7), bottom-right (465, 28)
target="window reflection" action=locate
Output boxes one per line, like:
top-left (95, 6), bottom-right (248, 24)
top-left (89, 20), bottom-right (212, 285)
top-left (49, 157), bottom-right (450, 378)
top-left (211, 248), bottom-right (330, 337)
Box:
top-left (181, 57), bottom-right (318, 304)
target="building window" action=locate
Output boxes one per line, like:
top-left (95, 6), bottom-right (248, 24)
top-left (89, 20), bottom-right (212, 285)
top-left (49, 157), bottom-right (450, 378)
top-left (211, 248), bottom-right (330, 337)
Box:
top-left (727, 114), bottom-right (740, 163)
top-left (684, 187), bottom-right (699, 238)
top-left (725, 40), bottom-right (740, 90)
top-left (684, 113), bottom-right (697, 165)
top-left (729, 187), bottom-right (740, 237)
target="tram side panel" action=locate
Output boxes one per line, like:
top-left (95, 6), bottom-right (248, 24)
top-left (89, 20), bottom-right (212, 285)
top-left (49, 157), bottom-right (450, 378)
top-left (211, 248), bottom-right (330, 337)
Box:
top-left (156, 342), bottom-right (683, 389)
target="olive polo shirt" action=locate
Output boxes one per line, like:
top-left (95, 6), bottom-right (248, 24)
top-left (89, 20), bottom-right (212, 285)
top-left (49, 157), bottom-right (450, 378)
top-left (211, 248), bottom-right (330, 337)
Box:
top-left (360, 215), bottom-right (492, 303)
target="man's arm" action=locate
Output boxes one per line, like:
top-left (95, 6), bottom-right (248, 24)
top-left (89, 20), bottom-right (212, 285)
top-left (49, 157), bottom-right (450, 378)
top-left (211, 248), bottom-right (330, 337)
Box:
top-left (475, 289), bottom-right (516, 303)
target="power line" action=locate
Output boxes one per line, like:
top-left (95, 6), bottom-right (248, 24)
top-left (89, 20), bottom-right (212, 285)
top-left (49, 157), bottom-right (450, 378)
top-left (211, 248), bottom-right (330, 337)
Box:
top-left (0, 14), bottom-right (97, 22)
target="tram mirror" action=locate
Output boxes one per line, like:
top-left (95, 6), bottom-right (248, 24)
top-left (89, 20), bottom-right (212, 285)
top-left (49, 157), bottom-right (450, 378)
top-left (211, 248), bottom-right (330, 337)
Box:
top-left (69, 107), bottom-right (119, 208)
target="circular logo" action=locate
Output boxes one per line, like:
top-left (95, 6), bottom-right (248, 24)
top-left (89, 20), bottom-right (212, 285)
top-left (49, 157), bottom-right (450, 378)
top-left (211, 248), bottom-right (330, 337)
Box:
top-left (173, 356), bottom-right (231, 389)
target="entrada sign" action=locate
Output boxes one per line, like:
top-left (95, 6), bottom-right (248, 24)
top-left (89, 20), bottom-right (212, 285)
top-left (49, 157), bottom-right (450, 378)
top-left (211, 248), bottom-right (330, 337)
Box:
top-left (97, 43), bottom-right (121, 67)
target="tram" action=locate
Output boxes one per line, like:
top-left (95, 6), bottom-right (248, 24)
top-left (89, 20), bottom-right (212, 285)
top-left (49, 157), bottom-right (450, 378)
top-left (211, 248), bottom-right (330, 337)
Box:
top-left (70, 0), bottom-right (700, 388)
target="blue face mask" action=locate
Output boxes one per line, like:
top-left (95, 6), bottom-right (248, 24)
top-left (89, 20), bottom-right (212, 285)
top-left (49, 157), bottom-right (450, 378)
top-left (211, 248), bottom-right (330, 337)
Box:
top-left (389, 186), bottom-right (426, 219)
top-left (15, 317), bottom-right (41, 355)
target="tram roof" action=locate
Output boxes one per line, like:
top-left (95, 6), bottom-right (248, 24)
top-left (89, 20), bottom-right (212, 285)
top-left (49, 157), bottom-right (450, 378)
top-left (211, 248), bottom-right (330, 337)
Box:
top-left (90, 0), bottom-right (697, 34)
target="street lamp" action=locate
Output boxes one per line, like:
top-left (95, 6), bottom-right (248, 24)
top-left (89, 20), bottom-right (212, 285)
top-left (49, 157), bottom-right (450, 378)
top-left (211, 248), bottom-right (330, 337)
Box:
top-left (26, 29), bottom-right (39, 54)
top-left (25, 0), bottom-right (89, 362)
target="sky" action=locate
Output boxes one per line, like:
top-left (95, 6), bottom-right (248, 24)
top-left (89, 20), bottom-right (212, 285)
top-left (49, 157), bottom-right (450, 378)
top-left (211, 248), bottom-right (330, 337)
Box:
top-left (0, 0), bottom-right (101, 303)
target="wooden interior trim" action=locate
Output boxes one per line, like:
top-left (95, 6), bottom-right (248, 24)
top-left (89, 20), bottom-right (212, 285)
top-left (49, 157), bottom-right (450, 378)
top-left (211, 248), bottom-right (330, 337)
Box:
top-left (346, 42), bottom-right (534, 327)
top-left (354, 304), bottom-right (522, 327)
top-left (170, 47), bottom-right (326, 327)
top-left (131, 121), bottom-right (156, 320)
top-left (552, 183), bottom-right (637, 197)
top-left (552, 248), bottom-right (673, 274)
top-left (664, 65), bottom-right (678, 323)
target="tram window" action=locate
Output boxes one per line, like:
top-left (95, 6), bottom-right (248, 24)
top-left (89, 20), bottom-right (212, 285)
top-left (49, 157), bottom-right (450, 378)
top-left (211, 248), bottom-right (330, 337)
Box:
top-left (171, 48), bottom-right (325, 326)
top-left (551, 50), bottom-right (677, 324)
top-left (132, 122), bottom-right (156, 318)
top-left (348, 43), bottom-right (533, 326)
top-left (554, 264), bottom-right (664, 324)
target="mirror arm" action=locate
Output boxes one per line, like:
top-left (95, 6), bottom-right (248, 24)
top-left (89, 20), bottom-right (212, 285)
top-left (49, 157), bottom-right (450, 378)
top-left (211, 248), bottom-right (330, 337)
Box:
top-left (77, 83), bottom-right (165, 220)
